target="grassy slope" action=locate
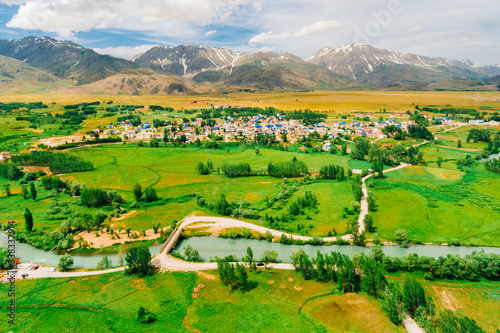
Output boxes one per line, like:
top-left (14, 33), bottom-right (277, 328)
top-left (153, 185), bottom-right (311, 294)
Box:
top-left (424, 280), bottom-right (500, 333)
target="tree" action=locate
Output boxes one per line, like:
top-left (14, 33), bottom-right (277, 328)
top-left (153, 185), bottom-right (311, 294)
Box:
top-left (96, 256), bottom-right (113, 269)
top-left (347, 168), bottom-right (353, 179)
top-left (30, 182), bottom-right (37, 201)
top-left (21, 185), bottom-right (29, 199)
top-left (125, 245), bottom-right (153, 277)
top-left (457, 139), bottom-right (462, 148)
top-left (4, 184), bottom-right (11, 197)
top-left (126, 227), bottom-right (131, 237)
top-left (243, 247), bottom-right (256, 270)
top-left (394, 228), bottom-right (409, 246)
top-left (370, 244), bottom-right (384, 262)
top-left (0, 246), bottom-right (12, 269)
top-left (260, 250), bottom-right (278, 267)
top-left (281, 132), bottom-right (288, 142)
top-left (183, 245), bottom-right (200, 262)
top-left (402, 274), bottom-right (426, 317)
top-left (58, 254), bottom-right (74, 271)
top-left (341, 145), bottom-right (348, 156)
top-left (144, 186), bottom-right (158, 202)
top-left (372, 159), bottom-right (384, 178)
top-left (351, 137), bottom-right (371, 160)
top-left (133, 184), bottom-right (142, 201)
top-left (24, 208), bottom-right (33, 232)
top-left (255, 147), bottom-right (260, 155)
top-left (137, 306), bottom-right (156, 324)
top-left (364, 214), bottom-right (374, 232)
top-left (437, 156), bottom-right (443, 168)
top-left (437, 310), bottom-right (486, 333)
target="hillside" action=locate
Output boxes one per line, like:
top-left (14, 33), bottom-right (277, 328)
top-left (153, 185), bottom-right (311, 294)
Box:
top-left (0, 55), bottom-right (70, 94)
top-left (0, 36), bottom-right (151, 85)
top-left (222, 51), bottom-right (347, 90)
top-left (54, 74), bottom-right (215, 95)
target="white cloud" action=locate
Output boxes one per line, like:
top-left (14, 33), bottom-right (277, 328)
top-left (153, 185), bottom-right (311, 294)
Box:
top-left (92, 44), bottom-right (157, 60)
top-left (206, 29), bottom-right (217, 36)
top-left (6, 0), bottom-right (251, 36)
top-left (292, 20), bottom-right (343, 37)
top-left (407, 25), bottom-right (421, 33)
top-left (0, 0), bottom-right (28, 4)
top-left (252, 1), bottom-right (262, 12)
top-left (249, 31), bottom-right (290, 45)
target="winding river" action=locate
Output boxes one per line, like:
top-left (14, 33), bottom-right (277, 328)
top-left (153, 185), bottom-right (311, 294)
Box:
top-left (176, 237), bottom-right (500, 262)
top-left (3, 232), bottom-right (498, 269)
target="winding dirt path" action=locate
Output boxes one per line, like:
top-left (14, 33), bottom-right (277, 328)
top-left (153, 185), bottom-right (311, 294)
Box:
top-left (358, 164), bottom-right (410, 233)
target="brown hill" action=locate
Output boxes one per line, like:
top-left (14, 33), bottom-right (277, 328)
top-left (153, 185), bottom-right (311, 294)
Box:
top-left (54, 74), bottom-right (215, 95)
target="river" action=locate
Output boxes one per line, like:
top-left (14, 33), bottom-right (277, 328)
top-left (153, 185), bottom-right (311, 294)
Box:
top-left (2, 233), bottom-right (499, 268)
top-left (176, 237), bottom-right (500, 262)
top-left (0, 233), bottom-right (162, 269)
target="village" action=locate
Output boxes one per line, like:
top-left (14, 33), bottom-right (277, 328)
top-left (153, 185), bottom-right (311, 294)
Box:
top-left (93, 110), bottom-right (499, 147)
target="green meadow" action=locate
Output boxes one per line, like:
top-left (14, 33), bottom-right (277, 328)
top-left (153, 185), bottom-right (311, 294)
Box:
top-left (1, 269), bottom-right (499, 333)
top-left (368, 165), bottom-right (500, 246)
top-left (1, 145), bottom-right (356, 236)
top-left (0, 270), bottom-right (401, 333)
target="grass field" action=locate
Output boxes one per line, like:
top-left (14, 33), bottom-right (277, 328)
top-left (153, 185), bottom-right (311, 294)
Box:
top-left (1, 269), bottom-right (498, 333)
top-left (2, 90), bottom-right (500, 113)
top-left (0, 269), bottom-right (404, 333)
top-left (0, 145), bottom-right (355, 235)
top-left (425, 281), bottom-right (500, 332)
top-left (368, 166), bottom-right (500, 246)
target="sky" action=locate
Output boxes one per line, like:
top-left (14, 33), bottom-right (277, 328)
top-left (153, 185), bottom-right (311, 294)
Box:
top-left (0, 0), bottom-right (498, 65)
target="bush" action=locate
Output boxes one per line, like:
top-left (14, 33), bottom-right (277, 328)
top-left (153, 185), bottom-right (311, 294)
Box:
top-left (137, 306), bottom-right (156, 324)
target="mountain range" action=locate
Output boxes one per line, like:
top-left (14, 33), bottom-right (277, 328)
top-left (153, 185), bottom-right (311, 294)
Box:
top-left (0, 36), bottom-right (498, 94)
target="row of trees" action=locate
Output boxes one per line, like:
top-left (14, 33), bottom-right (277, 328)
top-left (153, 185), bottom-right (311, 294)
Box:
top-left (319, 164), bottom-right (346, 181)
top-left (379, 251), bottom-right (500, 281)
top-left (11, 151), bottom-right (94, 174)
top-left (221, 162), bottom-right (253, 178)
top-left (268, 157), bottom-right (308, 178)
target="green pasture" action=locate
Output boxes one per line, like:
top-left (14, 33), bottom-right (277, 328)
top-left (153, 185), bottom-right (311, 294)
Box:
top-left (0, 269), bottom-right (402, 333)
top-left (368, 166), bottom-right (500, 246)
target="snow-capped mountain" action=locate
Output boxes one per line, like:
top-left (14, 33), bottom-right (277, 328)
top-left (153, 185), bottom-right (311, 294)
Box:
top-left (132, 45), bottom-right (244, 77)
top-left (306, 44), bottom-right (487, 85)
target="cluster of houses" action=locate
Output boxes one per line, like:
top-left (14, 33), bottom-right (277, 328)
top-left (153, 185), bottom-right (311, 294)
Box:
top-left (90, 111), bottom-right (498, 145)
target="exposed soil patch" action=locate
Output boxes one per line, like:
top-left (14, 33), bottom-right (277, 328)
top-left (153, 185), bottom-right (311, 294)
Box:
top-left (191, 293), bottom-right (200, 299)
top-left (72, 228), bottom-right (160, 250)
top-left (68, 280), bottom-right (76, 284)
top-left (22, 166), bottom-right (52, 176)
top-left (196, 271), bottom-right (217, 281)
top-left (432, 286), bottom-right (462, 311)
top-left (183, 315), bottom-right (202, 333)
top-left (267, 280), bottom-right (275, 285)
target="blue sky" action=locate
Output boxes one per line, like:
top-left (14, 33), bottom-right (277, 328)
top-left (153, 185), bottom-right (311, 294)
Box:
top-left (0, 0), bottom-right (498, 65)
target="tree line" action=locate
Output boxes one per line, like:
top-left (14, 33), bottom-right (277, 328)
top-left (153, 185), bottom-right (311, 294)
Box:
top-left (11, 151), bottom-right (94, 174)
